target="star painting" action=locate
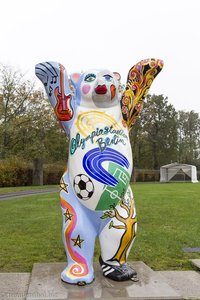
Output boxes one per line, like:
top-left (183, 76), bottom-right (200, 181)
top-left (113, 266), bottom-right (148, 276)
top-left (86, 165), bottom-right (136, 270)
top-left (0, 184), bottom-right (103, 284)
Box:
top-left (71, 235), bottom-right (84, 248)
top-left (60, 177), bottom-right (69, 193)
top-left (64, 209), bottom-right (73, 222)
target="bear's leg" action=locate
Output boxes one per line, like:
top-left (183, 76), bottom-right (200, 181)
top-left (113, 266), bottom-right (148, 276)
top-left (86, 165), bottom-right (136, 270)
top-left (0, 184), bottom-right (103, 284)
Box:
top-left (99, 186), bottom-right (138, 281)
top-left (60, 194), bottom-right (97, 285)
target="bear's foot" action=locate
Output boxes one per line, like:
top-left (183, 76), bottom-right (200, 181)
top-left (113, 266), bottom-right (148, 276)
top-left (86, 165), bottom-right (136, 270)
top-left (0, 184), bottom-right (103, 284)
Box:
top-left (61, 263), bottom-right (94, 285)
top-left (99, 256), bottom-right (138, 282)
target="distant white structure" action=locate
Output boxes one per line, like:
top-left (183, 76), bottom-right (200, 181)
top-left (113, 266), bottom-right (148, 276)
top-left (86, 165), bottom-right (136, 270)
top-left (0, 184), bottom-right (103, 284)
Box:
top-left (160, 163), bottom-right (198, 183)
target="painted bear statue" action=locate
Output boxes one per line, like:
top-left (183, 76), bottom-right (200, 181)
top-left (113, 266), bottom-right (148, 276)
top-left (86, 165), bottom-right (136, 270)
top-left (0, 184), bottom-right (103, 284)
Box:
top-left (35, 59), bottom-right (163, 285)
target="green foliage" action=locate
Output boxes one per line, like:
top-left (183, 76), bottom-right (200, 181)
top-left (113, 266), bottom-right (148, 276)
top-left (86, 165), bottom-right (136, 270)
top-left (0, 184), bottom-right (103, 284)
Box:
top-left (131, 94), bottom-right (200, 169)
top-left (0, 158), bottom-right (65, 187)
top-left (135, 169), bottom-right (160, 182)
top-left (177, 110), bottom-right (200, 165)
top-left (43, 163), bottom-right (65, 185)
top-left (0, 65), bottom-right (68, 163)
top-left (0, 157), bottom-right (32, 186)
top-left (0, 65), bottom-right (34, 159)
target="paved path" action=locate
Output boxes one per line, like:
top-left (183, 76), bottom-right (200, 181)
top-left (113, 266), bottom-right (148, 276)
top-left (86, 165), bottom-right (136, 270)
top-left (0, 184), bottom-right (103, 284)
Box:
top-left (0, 262), bottom-right (182, 300)
top-left (27, 262), bottom-right (182, 300)
top-left (0, 188), bottom-right (59, 201)
top-left (0, 260), bottom-right (200, 299)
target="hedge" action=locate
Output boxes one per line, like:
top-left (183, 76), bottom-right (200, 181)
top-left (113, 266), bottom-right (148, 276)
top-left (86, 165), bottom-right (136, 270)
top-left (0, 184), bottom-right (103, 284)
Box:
top-left (0, 157), bottom-right (32, 187)
top-left (0, 158), bottom-right (199, 187)
top-left (0, 158), bottom-right (65, 187)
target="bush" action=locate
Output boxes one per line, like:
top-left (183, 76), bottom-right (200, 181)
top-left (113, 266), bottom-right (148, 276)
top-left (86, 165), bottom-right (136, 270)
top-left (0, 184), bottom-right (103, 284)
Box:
top-left (1, 157), bottom-right (198, 186)
top-left (0, 157), bottom-right (32, 187)
top-left (43, 163), bottom-right (65, 184)
top-left (134, 169), bottom-right (160, 182)
top-left (0, 158), bottom-right (66, 187)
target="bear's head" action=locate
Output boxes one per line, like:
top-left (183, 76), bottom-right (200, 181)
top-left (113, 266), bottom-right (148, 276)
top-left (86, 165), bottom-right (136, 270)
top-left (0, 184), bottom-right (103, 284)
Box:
top-left (70, 69), bottom-right (121, 108)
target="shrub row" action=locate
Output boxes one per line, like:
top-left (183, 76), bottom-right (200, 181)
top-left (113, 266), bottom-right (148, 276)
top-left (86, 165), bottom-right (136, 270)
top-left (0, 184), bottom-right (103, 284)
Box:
top-left (43, 163), bottom-right (65, 185)
top-left (0, 157), bottom-right (32, 187)
top-left (133, 169), bottom-right (200, 182)
top-left (0, 159), bottom-right (199, 187)
top-left (133, 169), bottom-right (160, 182)
top-left (0, 158), bottom-right (65, 187)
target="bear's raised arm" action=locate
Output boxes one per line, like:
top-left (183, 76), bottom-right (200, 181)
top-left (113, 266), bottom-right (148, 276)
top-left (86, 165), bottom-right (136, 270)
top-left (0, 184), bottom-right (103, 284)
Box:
top-left (35, 61), bottom-right (75, 135)
top-left (121, 58), bottom-right (164, 130)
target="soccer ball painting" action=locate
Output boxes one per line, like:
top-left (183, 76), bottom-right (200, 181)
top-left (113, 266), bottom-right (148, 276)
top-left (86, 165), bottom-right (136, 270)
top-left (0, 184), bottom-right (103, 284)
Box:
top-left (73, 174), bottom-right (94, 200)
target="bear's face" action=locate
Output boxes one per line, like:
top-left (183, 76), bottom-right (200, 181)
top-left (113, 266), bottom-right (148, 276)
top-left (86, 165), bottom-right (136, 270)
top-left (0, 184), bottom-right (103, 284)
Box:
top-left (80, 69), bottom-right (120, 108)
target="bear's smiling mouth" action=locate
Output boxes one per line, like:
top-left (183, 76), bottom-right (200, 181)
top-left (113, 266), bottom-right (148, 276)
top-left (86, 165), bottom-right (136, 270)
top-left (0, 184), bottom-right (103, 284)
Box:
top-left (95, 85), bottom-right (107, 95)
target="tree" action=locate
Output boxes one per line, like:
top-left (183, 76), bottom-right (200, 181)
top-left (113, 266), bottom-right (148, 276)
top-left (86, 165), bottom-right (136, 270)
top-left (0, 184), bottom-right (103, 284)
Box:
top-left (130, 94), bottom-right (178, 169)
top-left (177, 110), bottom-right (200, 165)
top-left (0, 65), bottom-right (34, 159)
top-left (0, 65), bottom-right (68, 162)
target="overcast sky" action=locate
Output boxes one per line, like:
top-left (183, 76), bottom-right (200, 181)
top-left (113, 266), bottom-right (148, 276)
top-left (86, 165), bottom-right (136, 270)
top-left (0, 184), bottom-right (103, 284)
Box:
top-left (1, 0), bottom-right (199, 113)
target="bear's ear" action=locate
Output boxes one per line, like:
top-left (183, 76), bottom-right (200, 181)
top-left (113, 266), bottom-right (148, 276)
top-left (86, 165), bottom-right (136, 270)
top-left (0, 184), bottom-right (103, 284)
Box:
top-left (113, 72), bottom-right (121, 82)
top-left (71, 73), bottom-right (81, 83)
top-left (70, 73), bottom-right (83, 89)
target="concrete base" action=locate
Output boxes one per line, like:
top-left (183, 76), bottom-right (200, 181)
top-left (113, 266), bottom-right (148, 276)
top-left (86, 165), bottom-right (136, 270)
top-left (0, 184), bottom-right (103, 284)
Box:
top-left (0, 273), bottom-right (30, 300)
top-left (26, 262), bottom-right (182, 300)
top-left (191, 259), bottom-right (200, 270)
top-left (158, 271), bottom-right (200, 299)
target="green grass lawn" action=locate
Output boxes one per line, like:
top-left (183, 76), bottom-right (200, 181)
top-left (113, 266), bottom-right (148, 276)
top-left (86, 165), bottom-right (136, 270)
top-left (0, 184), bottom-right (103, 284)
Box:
top-left (0, 183), bottom-right (199, 272)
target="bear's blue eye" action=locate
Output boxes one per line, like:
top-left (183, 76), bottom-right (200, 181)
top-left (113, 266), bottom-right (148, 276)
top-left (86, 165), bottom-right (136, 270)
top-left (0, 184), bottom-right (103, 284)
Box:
top-left (84, 73), bottom-right (96, 82)
top-left (103, 74), bottom-right (113, 81)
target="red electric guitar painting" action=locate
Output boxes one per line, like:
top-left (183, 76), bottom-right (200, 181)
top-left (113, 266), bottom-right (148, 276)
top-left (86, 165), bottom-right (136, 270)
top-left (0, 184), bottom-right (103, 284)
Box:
top-left (54, 65), bottom-right (74, 121)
